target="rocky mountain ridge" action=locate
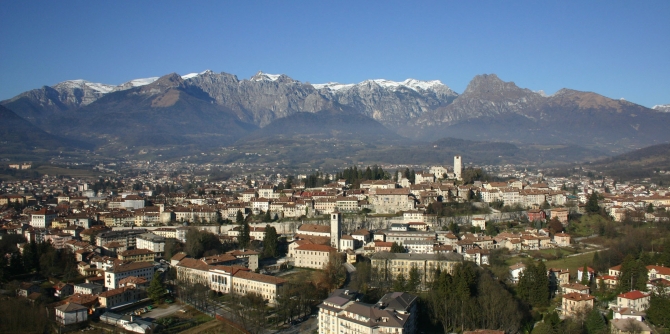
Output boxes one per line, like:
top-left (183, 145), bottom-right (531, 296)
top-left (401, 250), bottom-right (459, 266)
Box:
top-left (2, 71), bottom-right (669, 155)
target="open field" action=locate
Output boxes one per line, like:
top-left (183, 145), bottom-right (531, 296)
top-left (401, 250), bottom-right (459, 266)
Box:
top-left (544, 252), bottom-right (596, 274)
top-left (178, 319), bottom-right (247, 334)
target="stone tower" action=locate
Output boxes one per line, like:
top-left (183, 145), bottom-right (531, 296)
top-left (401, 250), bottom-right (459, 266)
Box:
top-left (330, 211), bottom-right (342, 251)
top-left (454, 155), bottom-right (462, 181)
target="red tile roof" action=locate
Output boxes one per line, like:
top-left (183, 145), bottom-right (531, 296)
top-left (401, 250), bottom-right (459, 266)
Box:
top-left (618, 290), bottom-right (649, 300)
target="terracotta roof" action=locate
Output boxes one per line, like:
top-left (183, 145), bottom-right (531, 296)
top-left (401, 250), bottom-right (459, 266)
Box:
top-left (233, 270), bottom-right (287, 285)
top-left (55, 302), bottom-right (88, 312)
top-left (108, 261), bottom-right (153, 273)
top-left (170, 252), bottom-right (188, 262)
top-left (618, 290), bottom-right (649, 300)
top-left (298, 224), bottom-right (331, 234)
top-left (119, 276), bottom-right (148, 286)
top-left (562, 292), bottom-right (595, 301)
top-left (66, 293), bottom-right (97, 306)
top-left (119, 249), bottom-right (154, 257)
top-left (647, 265), bottom-right (670, 276)
top-left (176, 258), bottom-right (210, 271)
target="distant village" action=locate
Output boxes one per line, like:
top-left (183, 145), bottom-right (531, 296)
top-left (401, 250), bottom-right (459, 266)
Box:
top-left (1, 156), bottom-right (670, 333)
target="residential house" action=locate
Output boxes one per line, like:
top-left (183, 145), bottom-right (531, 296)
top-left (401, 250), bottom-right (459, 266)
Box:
top-left (55, 302), bottom-right (88, 326)
top-left (617, 290), bottom-right (650, 312)
top-left (293, 244), bottom-right (336, 269)
top-left (562, 292), bottom-right (595, 317)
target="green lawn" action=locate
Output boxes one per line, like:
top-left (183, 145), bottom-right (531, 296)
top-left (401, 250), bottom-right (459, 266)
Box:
top-left (505, 249), bottom-right (594, 276)
top-left (544, 252), bottom-right (595, 274)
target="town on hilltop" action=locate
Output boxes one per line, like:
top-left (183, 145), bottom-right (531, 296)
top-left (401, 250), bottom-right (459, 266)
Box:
top-left (1, 156), bottom-right (670, 334)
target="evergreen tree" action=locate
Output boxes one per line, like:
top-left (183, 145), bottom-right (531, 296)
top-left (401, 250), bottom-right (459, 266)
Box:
top-left (518, 261), bottom-right (550, 307)
top-left (646, 203), bottom-right (655, 213)
top-left (263, 210), bottom-right (272, 222)
top-left (239, 222), bottom-right (251, 249)
top-left (617, 254), bottom-right (648, 292)
top-left (647, 295), bottom-right (670, 328)
top-left (262, 225), bottom-right (278, 258)
top-left (236, 210), bottom-right (244, 224)
top-left (586, 192), bottom-right (600, 213)
top-left (390, 242), bottom-right (405, 253)
top-left (585, 308), bottom-right (607, 334)
top-left (147, 273), bottom-right (166, 302)
top-left (407, 266), bottom-right (421, 292)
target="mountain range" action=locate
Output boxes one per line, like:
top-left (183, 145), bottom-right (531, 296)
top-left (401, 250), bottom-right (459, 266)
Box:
top-left (2, 70), bottom-right (669, 164)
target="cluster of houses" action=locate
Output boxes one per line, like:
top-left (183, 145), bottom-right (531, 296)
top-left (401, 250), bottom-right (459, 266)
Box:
top-left (508, 261), bottom-right (670, 333)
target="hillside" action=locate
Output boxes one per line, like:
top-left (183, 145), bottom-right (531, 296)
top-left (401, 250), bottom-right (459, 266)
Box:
top-left (0, 105), bottom-right (91, 156)
top-left (585, 143), bottom-right (670, 179)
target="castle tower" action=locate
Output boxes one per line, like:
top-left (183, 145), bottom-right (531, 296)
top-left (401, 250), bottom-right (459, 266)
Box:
top-left (330, 211), bottom-right (342, 251)
top-left (454, 155), bottom-right (462, 181)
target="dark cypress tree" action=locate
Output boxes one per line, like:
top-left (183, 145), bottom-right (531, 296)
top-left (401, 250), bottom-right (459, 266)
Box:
top-left (239, 222), bottom-right (251, 249)
top-left (262, 225), bottom-right (278, 258)
top-left (585, 308), bottom-right (606, 334)
top-left (586, 192), bottom-right (600, 213)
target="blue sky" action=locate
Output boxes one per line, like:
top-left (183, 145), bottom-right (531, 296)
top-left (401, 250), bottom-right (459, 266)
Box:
top-left (1, 1), bottom-right (668, 107)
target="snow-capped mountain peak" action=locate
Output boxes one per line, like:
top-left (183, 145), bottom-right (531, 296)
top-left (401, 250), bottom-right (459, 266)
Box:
top-left (311, 82), bottom-right (355, 91)
top-left (313, 78), bottom-right (450, 93)
top-left (111, 77), bottom-right (160, 92)
top-left (181, 70), bottom-right (213, 80)
top-left (250, 71), bottom-right (283, 82)
top-left (652, 104), bottom-right (670, 112)
top-left (53, 80), bottom-right (116, 94)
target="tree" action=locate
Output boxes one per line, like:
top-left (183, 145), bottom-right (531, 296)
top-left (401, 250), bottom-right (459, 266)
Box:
top-left (449, 222), bottom-right (460, 234)
top-left (586, 192), bottom-right (600, 214)
top-left (581, 264), bottom-right (590, 286)
top-left (263, 210), bottom-right (272, 222)
top-left (647, 203), bottom-right (655, 214)
top-left (547, 218), bottom-right (564, 235)
top-left (164, 238), bottom-right (182, 260)
top-left (585, 308), bottom-right (606, 334)
top-left (407, 266), bottom-right (421, 292)
top-left (239, 222), bottom-right (251, 249)
top-left (148, 272), bottom-right (166, 302)
top-left (531, 322), bottom-right (556, 334)
top-left (617, 254), bottom-right (648, 292)
top-left (393, 273), bottom-right (406, 292)
top-left (518, 261), bottom-right (550, 307)
top-left (315, 252), bottom-right (345, 292)
top-left (262, 225), bottom-right (278, 258)
top-left (647, 294), bottom-right (670, 328)
top-left (236, 210), bottom-right (244, 224)
top-left (390, 242), bottom-right (405, 253)
top-left (184, 229), bottom-right (224, 258)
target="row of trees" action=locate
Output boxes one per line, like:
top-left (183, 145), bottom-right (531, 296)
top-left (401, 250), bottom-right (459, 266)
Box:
top-left (426, 262), bottom-right (529, 333)
top-left (0, 237), bottom-right (79, 283)
top-left (303, 165), bottom-right (392, 189)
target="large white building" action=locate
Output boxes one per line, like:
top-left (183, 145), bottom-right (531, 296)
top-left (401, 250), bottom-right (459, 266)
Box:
top-left (104, 261), bottom-right (154, 289)
top-left (30, 208), bottom-right (57, 228)
top-left (294, 244), bottom-right (336, 269)
top-left (136, 233), bottom-right (166, 256)
top-left (318, 290), bottom-right (418, 334)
